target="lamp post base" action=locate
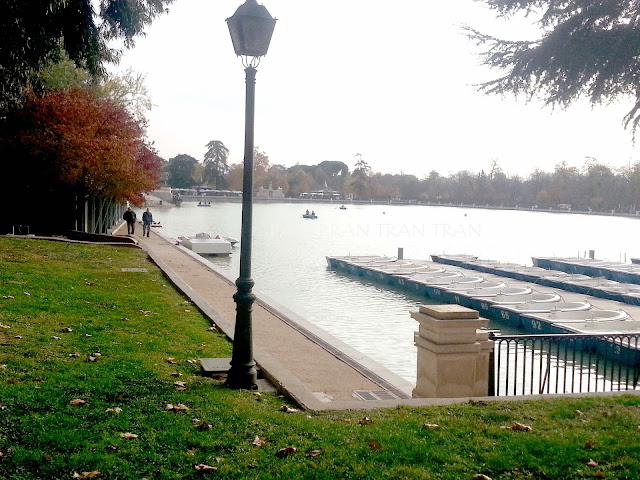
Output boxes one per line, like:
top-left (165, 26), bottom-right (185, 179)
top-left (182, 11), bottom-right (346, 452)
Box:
top-left (227, 278), bottom-right (258, 390)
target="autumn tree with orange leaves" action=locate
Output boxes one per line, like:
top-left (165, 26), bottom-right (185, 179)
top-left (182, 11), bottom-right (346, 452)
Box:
top-left (1, 88), bottom-right (161, 233)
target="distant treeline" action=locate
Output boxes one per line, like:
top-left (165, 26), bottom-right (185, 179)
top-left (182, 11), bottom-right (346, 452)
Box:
top-left (165, 152), bottom-right (640, 213)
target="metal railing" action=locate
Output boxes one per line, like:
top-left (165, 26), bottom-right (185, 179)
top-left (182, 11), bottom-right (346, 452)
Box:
top-left (490, 332), bottom-right (640, 396)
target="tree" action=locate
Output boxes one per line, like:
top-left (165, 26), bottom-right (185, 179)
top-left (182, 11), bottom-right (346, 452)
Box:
top-left (466, 1), bottom-right (640, 132)
top-left (0, 0), bottom-right (174, 112)
top-left (1, 88), bottom-right (161, 232)
top-left (166, 154), bottom-right (198, 188)
top-left (203, 140), bottom-right (230, 189)
top-left (352, 153), bottom-right (372, 199)
top-left (284, 167), bottom-right (314, 197)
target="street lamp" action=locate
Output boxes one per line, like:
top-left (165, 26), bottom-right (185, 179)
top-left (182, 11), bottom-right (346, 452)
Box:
top-left (226, 0), bottom-right (276, 390)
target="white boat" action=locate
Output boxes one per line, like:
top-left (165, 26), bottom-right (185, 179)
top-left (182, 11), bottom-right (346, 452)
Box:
top-left (180, 233), bottom-right (232, 255)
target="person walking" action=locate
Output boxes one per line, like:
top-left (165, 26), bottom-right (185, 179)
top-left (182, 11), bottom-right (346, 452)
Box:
top-left (142, 208), bottom-right (153, 237)
top-left (123, 207), bottom-right (136, 235)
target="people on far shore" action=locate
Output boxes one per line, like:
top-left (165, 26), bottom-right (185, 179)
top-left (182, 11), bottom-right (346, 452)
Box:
top-left (142, 208), bottom-right (153, 237)
top-left (123, 207), bottom-right (136, 235)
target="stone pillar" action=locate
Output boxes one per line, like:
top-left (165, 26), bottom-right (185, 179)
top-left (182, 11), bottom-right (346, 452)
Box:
top-left (412, 304), bottom-right (493, 398)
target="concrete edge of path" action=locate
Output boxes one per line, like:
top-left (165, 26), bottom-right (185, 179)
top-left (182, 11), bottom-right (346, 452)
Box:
top-left (142, 237), bottom-right (333, 410)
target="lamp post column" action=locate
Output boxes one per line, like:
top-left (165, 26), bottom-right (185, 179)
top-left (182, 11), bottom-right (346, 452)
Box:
top-left (227, 66), bottom-right (258, 390)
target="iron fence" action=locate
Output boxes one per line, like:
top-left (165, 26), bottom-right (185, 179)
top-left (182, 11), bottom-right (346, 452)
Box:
top-left (490, 332), bottom-right (640, 396)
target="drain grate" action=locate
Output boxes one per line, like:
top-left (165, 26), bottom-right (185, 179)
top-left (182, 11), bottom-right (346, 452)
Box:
top-left (353, 390), bottom-right (400, 401)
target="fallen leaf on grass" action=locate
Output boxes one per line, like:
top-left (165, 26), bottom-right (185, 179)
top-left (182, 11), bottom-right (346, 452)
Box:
top-left (195, 464), bottom-right (217, 471)
top-left (105, 407), bottom-right (122, 414)
top-left (472, 475), bottom-right (492, 480)
top-left (252, 436), bottom-right (267, 447)
top-left (166, 403), bottom-right (189, 412)
top-left (501, 423), bottom-right (532, 432)
top-left (280, 405), bottom-right (298, 414)
top-left (368, 440), bottom-right (381, 451)
top-left (193, 420), bottom-right (212, 431)
top-left (276, 447), bottom-right (298, 457)
top-left (587, 459), bottom-right (599, 467)
top-left (69, 399), bottom-right (86, 406)
top-left (119, 432), bottom-right (138, 439)
top-left (423, 423), bottom-right (440, 429)
top-left (73, 472), bottom-right (102, 478)
top-left (307, 449), bottom-right (322, 457)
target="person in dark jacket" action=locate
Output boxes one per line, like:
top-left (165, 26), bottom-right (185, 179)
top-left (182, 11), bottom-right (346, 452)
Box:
top-left (142, 208), bottom-right (153, 237)
top-left (123, 207), bottom-right (136, 235)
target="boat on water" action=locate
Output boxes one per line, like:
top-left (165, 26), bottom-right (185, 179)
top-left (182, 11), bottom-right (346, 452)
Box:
top-left (197, 202), bottom-right (212, 207)
top-left (179, 232), bottom-right (232, 255)
top-left (302, 213), bottom-right (318, 219)
top-left (339, 205), bottom-right (347, 210)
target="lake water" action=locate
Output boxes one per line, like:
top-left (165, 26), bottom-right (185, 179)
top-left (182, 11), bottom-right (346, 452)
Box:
top-left (146, 201), bottom-right (640, 384)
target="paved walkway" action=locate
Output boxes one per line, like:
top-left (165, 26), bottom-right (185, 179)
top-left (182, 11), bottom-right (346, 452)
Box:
top-left (115, 223), bottom-right (415, 410)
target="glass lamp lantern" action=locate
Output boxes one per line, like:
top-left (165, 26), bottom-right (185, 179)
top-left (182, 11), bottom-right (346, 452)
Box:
top-left (227, 0), bottom-right (276, 60)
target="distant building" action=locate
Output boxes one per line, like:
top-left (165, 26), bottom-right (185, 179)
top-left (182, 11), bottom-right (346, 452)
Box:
top-left (299, 190), bottom-right (341, 200)
top-left (256, 184), bottom-right (285, 199)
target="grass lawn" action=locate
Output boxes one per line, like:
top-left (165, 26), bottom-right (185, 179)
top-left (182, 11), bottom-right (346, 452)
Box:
top-left (1, 237), bottom-right (640, 479)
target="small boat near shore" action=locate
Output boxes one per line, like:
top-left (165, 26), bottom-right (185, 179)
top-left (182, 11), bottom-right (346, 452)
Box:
top-left (302, 214), bottom-right (318, 219)
top-left (179, 233), bottom-right (232, 255)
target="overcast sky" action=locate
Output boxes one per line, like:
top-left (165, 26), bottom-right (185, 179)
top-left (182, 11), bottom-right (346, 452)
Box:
top-left (110, 0), bottom-right (640, 178)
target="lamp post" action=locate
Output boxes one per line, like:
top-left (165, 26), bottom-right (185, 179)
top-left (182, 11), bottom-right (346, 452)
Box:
top-left (226, 0), bottom-right (276, 390)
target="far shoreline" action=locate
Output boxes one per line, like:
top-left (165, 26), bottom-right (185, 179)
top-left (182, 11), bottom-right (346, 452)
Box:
top-left (149, 190), bottom-right (640, 220)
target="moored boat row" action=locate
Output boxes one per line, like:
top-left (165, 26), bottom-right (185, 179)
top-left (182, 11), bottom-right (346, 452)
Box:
top-left (532, 256), bottom-right (640, 285)
top-left (431, 254), bottom-right (640, 306)
top-left (326, 255), bottom-right (640, 366)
